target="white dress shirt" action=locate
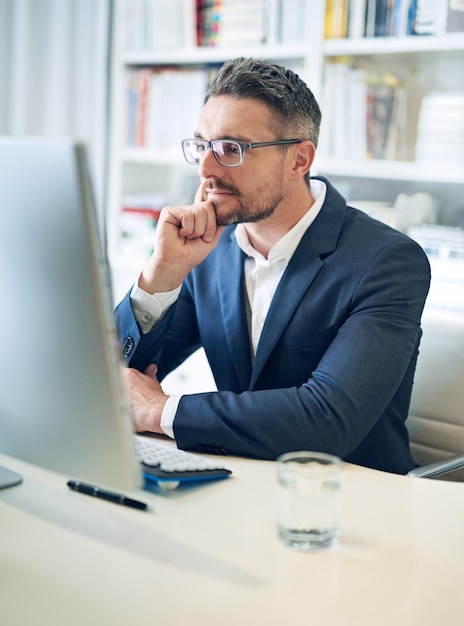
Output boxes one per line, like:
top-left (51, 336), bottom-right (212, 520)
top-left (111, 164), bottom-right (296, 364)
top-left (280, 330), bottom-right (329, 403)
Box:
top-left (130, 179), bottom-right (326, 437)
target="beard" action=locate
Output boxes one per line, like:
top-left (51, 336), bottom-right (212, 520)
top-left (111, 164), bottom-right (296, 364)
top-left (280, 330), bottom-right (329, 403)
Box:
top-left (208, 177), bottom-right (285, 226)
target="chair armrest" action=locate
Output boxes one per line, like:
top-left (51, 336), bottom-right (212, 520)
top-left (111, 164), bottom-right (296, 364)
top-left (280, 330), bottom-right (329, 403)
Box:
top-left (408, 453), bottom-right (464, 479)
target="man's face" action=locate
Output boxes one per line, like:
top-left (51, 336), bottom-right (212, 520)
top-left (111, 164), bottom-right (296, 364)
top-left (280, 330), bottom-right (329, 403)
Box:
top-left (195, 96), bottom-right (290, 226)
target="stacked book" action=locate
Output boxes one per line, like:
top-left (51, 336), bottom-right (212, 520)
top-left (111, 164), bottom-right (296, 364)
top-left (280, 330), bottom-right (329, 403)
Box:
top-left (125, 66), bottom-right (219, 151)
top-left (324, 0), bottom-right (464, 39)
top-left (124, 0), bottom-right (196, 51)
top-left (413, 0), bottom-right (464, 34)
top-left (415, 92), bottom-right (464, 165)
top-left (123, 0), bottom-right (309, 50)
top-left (324, 0), bottom-right (416, 38)
top-left (319, 60), bottom-right (407, 161)
top-left (196, 0), bottom-right (269, 46)
top-left (196, 0), bottom-right (308, 47)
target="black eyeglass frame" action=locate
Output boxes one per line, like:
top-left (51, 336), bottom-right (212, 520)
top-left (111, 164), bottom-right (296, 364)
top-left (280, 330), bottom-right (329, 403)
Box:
top-left (181, 138), bottom-right (302, 168)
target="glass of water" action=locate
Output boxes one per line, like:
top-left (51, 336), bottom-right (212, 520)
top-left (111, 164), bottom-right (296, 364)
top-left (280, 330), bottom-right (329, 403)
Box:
top-left (277, 451), bottom-right (343, 552)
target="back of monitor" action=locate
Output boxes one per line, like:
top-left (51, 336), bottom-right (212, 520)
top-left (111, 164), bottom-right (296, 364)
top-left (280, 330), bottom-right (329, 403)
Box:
top-left (0, 137), bottom-right (141, 491)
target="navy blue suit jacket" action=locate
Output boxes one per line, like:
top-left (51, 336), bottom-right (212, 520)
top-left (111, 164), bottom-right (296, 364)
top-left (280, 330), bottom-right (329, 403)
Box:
top-left (116, 177), bottom-right (431, 473)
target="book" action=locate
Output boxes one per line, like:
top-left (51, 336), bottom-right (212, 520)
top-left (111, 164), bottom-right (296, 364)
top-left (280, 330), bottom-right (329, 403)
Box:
top-left (366, 80), bottom-right (396, 159)
top-left (124, 0), bottom-right (196, 50)
top-left (125, 65), bottom-right (221, 152)
top-left (365, 0), bottom-right (378, 36)
top-left (390, 0), bottom-right (413, 36)
top-left (447, 0), bottom-right (464, 32)
top-left (374, 0), bottom-right (390, 36)
top-left (348, 0), bottom-right (368, 38)
top-left (413, 0), bottom-right (449, 34)
top-left (319, 60), bottom-right (368, 159)
top-left (197, 0), bottom-right (269, 46)
top-left (324, 0), bottom-right (334, 38)
top-left (324, 0), bottom-right (349, 38)
top-left (415, 92), bottom-right (464, 164)
top-left (278, 0), bottom-right (308, 44)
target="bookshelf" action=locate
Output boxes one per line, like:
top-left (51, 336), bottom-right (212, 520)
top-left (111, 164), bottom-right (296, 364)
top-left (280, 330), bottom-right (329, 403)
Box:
top-left (316, 1), bottom-right (464, 202)
top-left (107, 0), bottom-right (323, 302)
top-left (316, 30), bottom-right (464, 174)
top-left (107, 0), bottom-right (464, 306)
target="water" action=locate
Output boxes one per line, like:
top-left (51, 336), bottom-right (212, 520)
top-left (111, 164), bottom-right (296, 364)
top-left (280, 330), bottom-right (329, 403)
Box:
top-left (277, 462), bottom-right (342, 552)
top-left (278, 524), bottom-right (339, 552)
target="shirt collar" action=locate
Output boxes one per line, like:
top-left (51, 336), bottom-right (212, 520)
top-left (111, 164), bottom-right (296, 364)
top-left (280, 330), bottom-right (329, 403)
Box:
top-left (235, 178), bottom-right (327, 264)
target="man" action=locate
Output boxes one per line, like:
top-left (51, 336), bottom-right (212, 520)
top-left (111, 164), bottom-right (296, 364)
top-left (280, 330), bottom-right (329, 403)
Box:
top-left (116, 57), bottom-right (430, 473)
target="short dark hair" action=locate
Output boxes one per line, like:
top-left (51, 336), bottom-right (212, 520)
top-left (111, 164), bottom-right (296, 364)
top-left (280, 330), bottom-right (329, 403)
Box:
top-left (205, 57), bottom-right (322, 148)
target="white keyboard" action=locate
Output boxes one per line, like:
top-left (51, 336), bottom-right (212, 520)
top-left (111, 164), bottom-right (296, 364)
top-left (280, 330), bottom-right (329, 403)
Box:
top-left (135, 436), bottom-right (232, 488)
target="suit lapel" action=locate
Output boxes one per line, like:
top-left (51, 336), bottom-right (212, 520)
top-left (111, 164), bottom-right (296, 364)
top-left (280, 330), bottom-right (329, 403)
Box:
top-left (250, 178), bottom-right (346, 388)
top-left (250, 234), bottom-right (323, 388)
top-left (217, 229), bottom-right (253, 390)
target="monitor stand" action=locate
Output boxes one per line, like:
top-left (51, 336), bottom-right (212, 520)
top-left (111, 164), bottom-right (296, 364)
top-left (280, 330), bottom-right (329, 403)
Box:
top-left (0, 465), bottom-right (23, 490)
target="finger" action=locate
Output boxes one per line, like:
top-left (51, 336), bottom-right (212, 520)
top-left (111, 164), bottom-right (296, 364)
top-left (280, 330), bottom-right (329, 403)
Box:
top-left (194, 180), bottom-right (209, 203)
top-left (179, 205), bottom-right (218, 242)
top-left (178, 211), bottom-right (197, 238)
top-left (161, 207), bottom-right (197, 238)
top-left (145, 363), bottom-right (158, 379)
top-left (160, 202), bottom-right (219, 244)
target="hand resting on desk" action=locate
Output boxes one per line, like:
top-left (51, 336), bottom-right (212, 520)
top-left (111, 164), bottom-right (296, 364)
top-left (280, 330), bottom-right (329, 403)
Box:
top-left (123, 364), bottom-right (167, 434)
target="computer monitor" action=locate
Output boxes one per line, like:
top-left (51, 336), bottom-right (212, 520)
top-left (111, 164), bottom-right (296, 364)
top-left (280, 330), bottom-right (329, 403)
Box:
top-left (0, 137), bottom-right (142, 491)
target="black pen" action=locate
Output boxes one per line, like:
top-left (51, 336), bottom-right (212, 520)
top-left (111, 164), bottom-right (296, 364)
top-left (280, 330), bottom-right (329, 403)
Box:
top-left (67, 480), bottom-right (150, 511)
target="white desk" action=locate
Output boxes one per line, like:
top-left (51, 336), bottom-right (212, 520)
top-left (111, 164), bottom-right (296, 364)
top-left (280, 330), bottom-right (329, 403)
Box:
top-left (1, 449), bottom-right (463, 626)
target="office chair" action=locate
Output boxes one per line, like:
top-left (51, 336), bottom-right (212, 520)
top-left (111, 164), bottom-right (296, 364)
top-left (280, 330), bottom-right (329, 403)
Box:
top-left (406, 308), bottom-right (464, 481)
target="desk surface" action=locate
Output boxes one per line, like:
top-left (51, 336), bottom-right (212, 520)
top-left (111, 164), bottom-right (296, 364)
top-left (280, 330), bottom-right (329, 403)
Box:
top-left (1, 446), bottom-right (463, 626)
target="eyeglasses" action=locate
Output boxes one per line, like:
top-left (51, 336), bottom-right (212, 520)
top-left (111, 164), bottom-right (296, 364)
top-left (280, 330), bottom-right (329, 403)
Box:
top-left (181, 138), bottom-right (302, 168)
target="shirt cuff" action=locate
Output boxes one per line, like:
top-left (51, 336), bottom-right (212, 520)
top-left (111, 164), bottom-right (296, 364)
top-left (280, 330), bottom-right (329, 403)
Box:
top-left (130, 282), bottom-right (181, 333)
top-left (160, 395), bottom-right (182, 439)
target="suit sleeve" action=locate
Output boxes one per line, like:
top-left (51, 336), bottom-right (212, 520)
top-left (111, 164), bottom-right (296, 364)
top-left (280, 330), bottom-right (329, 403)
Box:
top-left (115, 288), bottom-right (202, 373)
top-left (171, 238), bottom-right (431, 463)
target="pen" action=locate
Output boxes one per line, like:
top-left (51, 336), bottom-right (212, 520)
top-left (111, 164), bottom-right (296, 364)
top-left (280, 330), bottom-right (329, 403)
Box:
top-left (67, 480), bottom-right (150, 511)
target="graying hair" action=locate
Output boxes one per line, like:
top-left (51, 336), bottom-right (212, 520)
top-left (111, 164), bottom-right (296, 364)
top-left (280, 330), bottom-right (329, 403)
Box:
top-left (205, 57), bottom-right (321, 148)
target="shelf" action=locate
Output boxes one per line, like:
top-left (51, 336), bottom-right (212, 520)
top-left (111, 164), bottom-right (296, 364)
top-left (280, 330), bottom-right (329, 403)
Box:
top-left (123, 43), bottom-right (309, 66)
top-left (124, 34), bottom-right (464, 65)
top-left (314, 157), bottom-right (464, 184)
top-left (323, 32), bottom-right (464, 57)
top-left (124, 149), bottom-right (464, 184)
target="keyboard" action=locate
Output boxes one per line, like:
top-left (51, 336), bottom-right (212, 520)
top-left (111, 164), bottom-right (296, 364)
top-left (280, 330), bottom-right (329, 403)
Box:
top-left (135, 436), bottom-right (232, 489)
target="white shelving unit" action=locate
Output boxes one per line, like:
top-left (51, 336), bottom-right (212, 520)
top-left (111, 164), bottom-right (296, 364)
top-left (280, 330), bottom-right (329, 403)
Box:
top-left (106, 0), bottom-right (324, 303)
top-left (314, 157), bottom-right (464, 184)
top-left (315, 30), bottom-right (464, 187)
top-left (323, 31), bottom-right (464, 55)
top-left (107, 0), bottom-right (464, 305)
